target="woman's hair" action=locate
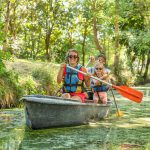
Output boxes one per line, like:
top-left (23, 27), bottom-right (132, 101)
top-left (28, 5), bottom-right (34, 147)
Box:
top-left (65, 49), bottom-right (79, 63)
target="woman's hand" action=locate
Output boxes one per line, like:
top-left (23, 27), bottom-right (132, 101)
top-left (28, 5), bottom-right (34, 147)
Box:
top-left (82, 66), bottom-right (90, 87)
top-left (60, 63), bottom-right (66, 70)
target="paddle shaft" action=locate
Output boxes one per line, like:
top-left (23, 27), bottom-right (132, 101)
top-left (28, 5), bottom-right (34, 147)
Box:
top-left (85, 60), bottom-right (91, 68)
top-left (67, 65), bottom-right (112, 86)
top-left (110, 89), bottom-right (120, 116)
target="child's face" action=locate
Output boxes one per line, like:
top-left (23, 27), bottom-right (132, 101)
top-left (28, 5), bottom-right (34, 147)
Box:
top-left (97, 57), bottom-right (105, 64)
top-left (95, 64), bottom-right (104, 73)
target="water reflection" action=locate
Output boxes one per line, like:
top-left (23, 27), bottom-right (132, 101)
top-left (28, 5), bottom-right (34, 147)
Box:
top-left (0, 98), bottom-right (150, 150)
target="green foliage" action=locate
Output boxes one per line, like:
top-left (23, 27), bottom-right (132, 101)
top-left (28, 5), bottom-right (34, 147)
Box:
top-left (32, 67), bottom-right (56, 95)
top-left (0, 70), bottom-right (23, 108)
top-left (134, 75), bottom-right (145, 86)
top-left (19, 77), bottom-right (38, 95)
top-left (0, 51), bottom-right (23, 108)
top-left (32, 68), bottom-right (53, 85)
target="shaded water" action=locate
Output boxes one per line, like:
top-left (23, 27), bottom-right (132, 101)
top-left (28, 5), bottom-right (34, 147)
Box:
top-left (0, 97), bottom-right (150, 150)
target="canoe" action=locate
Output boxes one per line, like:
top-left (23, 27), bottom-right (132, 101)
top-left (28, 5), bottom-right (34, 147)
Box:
top-left (21, 95), bottom-right (111, 129)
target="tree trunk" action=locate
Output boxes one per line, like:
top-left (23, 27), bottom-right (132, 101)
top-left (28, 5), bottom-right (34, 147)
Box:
top-left (139, 54), bottom-right (145, 75)
top-left (36, 31), bottom-right (42, 59)
top-left (143, 51), bottom-right (150, 81)
top-left (107, 39), bottom-right (110, 66)
top-left (45, 1), bottom-right (55, 62)
top-left (45, 31), bottom-right (50, 61)
top-left (3, 0), bottom-right (10, 52)
top-left (92, 0), bottom-right (103, 53)
top-left (137, 58), bottom-right (141, 74)
top-left (10, 2), bottom-right (17, 40)
top-left (93, 17), bottom-right (103, 53)
top-left (81, 25), bottom-right (87, 66)
top-left (31, 37), bottom-right (35, 59)
top-left (113, 0), bottom-right (120, 77)
top-left (67, 31), bottom-right (73, 49)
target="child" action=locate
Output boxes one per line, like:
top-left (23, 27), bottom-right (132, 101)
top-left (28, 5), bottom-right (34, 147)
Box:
top-left (86, 54), bottom-right (110, 101)
top-left (91, 62), bottom-right (109, 104)
top-left (87, 54), bottom-right (110, 75)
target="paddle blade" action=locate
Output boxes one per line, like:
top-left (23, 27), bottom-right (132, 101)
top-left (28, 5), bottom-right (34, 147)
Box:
top-left (116, 110), bottom-right (124, 117)
top-left (112, 85), bottom-right (143, 103)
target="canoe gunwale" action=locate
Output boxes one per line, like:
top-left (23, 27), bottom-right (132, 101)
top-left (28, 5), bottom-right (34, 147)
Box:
top-left (21, 95), bottom-right (111, 107)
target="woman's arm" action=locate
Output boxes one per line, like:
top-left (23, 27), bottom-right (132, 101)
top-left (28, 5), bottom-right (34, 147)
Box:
top-left (57, 63), bottom-right (66, 84)
top-left (82, 66), bottom-right (90, 87)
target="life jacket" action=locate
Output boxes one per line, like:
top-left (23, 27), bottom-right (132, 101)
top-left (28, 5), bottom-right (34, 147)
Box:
top-left (63, 64), bottom-right (84, 93)
top-left (91, 75), bottom-right (109, 92)
top-left (93, 85), bottom-right (109, 92)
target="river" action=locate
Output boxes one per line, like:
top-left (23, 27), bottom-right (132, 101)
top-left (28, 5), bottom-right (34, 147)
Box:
top-left (0, 96), bottom-right (150, 150)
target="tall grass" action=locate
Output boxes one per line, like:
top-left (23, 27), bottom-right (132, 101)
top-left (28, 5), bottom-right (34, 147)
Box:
top-left (0, 70), bottom-right (22, 108)
top-left (1, 59), bottom-right (60, 108)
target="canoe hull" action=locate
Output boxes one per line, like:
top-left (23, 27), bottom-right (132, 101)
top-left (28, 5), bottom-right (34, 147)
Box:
top-left (22, 95), bottom-right (111, 129)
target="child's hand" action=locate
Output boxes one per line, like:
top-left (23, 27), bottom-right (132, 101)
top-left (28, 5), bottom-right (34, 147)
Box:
top-left (94, 80), bottom-right (100, 86)
top-left (89, 56), bottom-right (95, 64)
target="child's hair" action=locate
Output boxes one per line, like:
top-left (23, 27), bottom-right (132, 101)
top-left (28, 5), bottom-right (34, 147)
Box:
top-left (94, 62), bottom-right (104, 69)
top-left (65, 49), bottom-right (79, 63)
top-left (96, 54), bottom-right (106, 63)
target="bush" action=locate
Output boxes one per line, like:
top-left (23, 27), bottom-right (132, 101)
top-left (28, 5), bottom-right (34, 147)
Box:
top-left (32, 67), bottom-right (57, 95)
top-left (19, 77), bottom-right (39, 95)
top-left (0, 70), bottom-right (23, 108)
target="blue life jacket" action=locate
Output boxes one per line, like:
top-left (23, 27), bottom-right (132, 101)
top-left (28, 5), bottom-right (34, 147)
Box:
top-left (93, 85), bottom-right (109, 92)
top-left (91, 77), bottom-right (109, 92)
top-left (63, 64), bottom-right (84, 93)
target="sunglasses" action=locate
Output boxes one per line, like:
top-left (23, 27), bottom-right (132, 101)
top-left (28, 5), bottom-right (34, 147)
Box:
top-left (68, 55), bottom-right (78, 59)
top-left (95, 68), bottom-right (103, 70)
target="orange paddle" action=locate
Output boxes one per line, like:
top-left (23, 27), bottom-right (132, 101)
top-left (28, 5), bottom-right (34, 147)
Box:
top-left (67, 66), bottom-right (143, 103)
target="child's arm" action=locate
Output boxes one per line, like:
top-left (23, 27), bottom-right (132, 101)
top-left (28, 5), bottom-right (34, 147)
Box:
top-left (100, 73), bottom-right (109, 80)
top-left (100, 70), bottom-right (109, 81)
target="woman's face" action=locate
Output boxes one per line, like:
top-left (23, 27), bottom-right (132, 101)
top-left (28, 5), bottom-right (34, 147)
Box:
top-left (68, 51), bottom-right (78, 65)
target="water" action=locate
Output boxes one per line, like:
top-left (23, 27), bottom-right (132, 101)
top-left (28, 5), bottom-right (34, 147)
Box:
top-left (0, 97), bottom-right (150, 150)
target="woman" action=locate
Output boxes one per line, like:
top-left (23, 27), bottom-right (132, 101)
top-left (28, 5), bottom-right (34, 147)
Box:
top-left (57, 49), bottom-right (90, 103)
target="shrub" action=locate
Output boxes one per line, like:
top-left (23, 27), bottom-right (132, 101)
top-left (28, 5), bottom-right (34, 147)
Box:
top-left (0, 70), bottom-right (23, 108)
top-left (19, 77), bottom-right (39, 95)
top-left (32, 67), bottom-right (57, 95)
